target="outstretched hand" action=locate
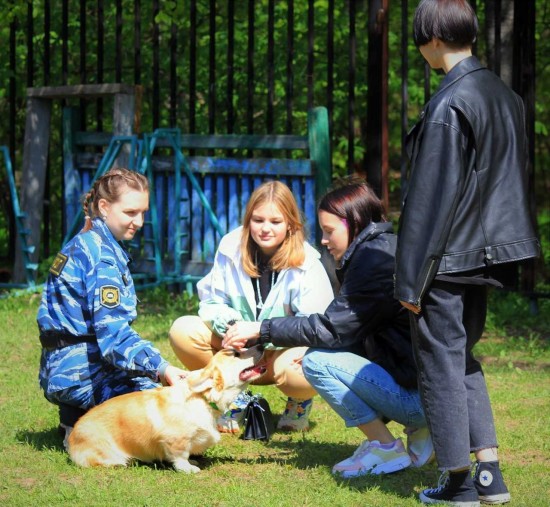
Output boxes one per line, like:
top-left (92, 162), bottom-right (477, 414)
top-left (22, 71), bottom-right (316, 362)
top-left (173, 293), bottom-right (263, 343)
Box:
top-left (222, 321), bottom-right (262, 350)
top-left (163, 365), bottom-right (189, 385)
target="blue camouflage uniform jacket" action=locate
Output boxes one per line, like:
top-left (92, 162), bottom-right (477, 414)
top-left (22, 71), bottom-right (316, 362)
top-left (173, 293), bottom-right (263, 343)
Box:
top-left (37, 218), bottom-right (167, 408)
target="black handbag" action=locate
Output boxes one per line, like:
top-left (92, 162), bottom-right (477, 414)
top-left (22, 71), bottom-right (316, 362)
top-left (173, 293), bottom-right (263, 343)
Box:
top-left (241, 393), bottom-right (274, 441)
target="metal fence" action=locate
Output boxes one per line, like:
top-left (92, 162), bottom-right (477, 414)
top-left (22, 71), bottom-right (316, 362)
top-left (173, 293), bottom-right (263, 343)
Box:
top-left (0, 0), bottom-right (539, 293)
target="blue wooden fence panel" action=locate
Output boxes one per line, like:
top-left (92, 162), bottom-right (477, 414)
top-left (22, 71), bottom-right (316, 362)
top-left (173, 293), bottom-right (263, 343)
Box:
top-left (70, 149), bottom-right (323, 287)
top-left (70, 158), bottom-right (318, 284)
top-left (228, 176), bottom-right (240, 231)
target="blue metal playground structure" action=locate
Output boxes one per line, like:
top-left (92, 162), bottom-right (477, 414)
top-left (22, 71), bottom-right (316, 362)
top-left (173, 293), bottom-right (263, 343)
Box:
top-left (1, 106), bottom-right (331, 294)
top-left (0, 146), bottom-right (38, 289)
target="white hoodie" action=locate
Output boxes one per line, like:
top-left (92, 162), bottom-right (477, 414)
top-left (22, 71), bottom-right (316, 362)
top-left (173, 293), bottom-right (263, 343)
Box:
top-left (197, 226), bottom-right (334, 349)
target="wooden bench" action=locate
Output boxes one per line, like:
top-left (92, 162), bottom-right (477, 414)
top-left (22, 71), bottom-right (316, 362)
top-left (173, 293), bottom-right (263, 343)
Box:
top-left (64, 106), bottom-right (331, 289)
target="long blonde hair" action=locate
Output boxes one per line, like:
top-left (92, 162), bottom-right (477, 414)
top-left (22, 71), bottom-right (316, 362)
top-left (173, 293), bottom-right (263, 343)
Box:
top-left (240, 180), bottom-right (306, 277)
top-left (80, 168), bottom-right (149, 233)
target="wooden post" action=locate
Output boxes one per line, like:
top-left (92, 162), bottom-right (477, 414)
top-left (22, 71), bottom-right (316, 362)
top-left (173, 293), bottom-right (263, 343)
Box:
top-left (512, 0), bottom-right (537, 302)
top-left (13, 98), bottom-right (51, 284)
top-left (364, 0), bottom-right (389, 210)
top-left (113, 91), bottom-right (138, 168)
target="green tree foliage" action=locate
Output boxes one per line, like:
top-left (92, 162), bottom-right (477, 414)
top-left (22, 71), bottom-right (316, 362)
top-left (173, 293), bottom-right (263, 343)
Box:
top-left (0, 1), bottom-right (547, 269)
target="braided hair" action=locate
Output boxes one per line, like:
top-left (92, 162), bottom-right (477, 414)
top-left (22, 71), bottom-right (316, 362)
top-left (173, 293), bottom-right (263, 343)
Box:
top-left (80, 168), bottom-right (149, 233)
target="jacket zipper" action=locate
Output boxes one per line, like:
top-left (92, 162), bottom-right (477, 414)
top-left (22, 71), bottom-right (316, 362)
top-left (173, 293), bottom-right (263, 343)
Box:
top-left (417, 258), bottom-right (437, 305)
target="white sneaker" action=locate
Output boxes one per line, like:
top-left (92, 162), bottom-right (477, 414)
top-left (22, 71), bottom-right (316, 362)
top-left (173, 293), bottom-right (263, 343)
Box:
top-left (332, 438), bottom-right (412, 478)
top-left (404, 426), bottom-right (435, 467)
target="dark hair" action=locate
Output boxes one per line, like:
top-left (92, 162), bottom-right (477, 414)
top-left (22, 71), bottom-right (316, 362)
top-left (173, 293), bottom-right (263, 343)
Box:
top-left (413, 0), bottom-right (478, 49)
top-left (318, 177), bottom-right (386, 246)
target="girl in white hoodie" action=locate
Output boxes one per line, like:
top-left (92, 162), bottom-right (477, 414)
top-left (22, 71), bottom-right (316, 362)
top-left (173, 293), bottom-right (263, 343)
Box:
top-left (169, 180), bottom-right (333, 433)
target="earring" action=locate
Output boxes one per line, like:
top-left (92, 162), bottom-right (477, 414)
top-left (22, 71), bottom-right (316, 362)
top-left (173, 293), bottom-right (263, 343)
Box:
top-left (101, 213), bottom-right (107, 221)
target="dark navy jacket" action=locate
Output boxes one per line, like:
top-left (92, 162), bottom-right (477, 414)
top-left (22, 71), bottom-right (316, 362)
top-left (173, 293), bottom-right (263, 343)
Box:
top-left (260, 222), bottom-right (417, 388)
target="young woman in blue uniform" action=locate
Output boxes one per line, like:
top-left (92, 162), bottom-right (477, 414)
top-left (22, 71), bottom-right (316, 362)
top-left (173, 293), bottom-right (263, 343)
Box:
top-left (38, 168), bottom-right (188, 439)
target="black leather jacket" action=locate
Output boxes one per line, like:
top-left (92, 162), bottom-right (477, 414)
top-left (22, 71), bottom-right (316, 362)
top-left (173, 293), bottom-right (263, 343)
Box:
top-left (259, 222), bottom-right (418, 388)
top-left (395, 56), bottom-right (540, 306)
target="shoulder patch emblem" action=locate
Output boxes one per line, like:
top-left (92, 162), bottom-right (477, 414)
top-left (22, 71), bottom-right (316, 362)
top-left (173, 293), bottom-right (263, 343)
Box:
top-left (49, 253), bottom-right (68, 276)
top-left (100, 285), bottom-right (120, 308)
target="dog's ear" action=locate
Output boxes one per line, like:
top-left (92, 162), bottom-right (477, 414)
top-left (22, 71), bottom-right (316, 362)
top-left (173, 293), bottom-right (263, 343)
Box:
top-left (187, 366), bottom-right (225, 394)
top-left (187, 368), bottom-right (214, 393)
top-left (206, 367), bottom-right (227, 407)
top-left (211, 367), bottom-right (225, 392)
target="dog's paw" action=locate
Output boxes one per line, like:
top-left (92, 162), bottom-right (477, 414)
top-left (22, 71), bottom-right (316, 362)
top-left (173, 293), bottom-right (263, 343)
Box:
top-left (172, 458), bottom-right (201, 473)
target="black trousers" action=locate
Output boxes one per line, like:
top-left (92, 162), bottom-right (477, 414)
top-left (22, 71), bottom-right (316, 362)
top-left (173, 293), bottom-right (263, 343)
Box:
top-left (410, 280), bottom-right (498, 471)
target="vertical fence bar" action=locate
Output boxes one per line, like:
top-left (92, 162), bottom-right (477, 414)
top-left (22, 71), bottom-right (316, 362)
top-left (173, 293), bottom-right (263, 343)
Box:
top-left (285, 0), bottom-right (294, 135)
top-left (8, 14), bottom-right (17, 263)
top-left (471, 0), bottom-right (478, 56)
top-left (62, 0), bottom-right (68, 85)
top-left (327, 0), bottom-right (334, 133)
top-left (494, 0), bottom-right (502, 76)
top-left (153, 0), bottom-right (160, 129)
top-left (189, 0), bottom-right (197, 134)
top-left (400, 0), bottom-right (409, 204)
top-left (27, 1), bottom-right (34, 87)
top-left (44, 0), bottom-right (51, 256)
top-left (380, 0), bottom-right (389, 209)
top-left (79, 0), bottom-right (87, 130)
top-left (97, 0), bottom-right (104, 131)
top-left (170, 8), bottom-right (178, 127)
top-left (44, 0), bottom-right (51, 86)
top-left (208, 0), bottom-right (216, 134)
top-left (348, 0), bottom-right (356, 173)
top-left (267, 0), bottom-right (274, 134)
top-left (116, 0), bottom-right (122, 83)
top-left (366, 0), bottom-right (389, 197)
top-left (134, 0), bottom-right (141, 85)
top-left (227, 0), bottom-right (235, 134)
top-left (307, 0), bottom-right (314, 110)
top-left (9, 15), bottom-right (16, 163)
top-left (247, 0), bottom-right (255, 134)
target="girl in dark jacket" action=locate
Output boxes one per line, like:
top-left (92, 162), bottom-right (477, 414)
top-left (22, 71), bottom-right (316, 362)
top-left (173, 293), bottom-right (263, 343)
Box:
top-left (222, 179), bottom-right (433, 477)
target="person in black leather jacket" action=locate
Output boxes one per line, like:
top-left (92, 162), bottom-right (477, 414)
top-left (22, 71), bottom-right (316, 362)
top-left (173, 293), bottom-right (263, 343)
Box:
top-left (223, 179), bottom-right (434, 477)
top-left (394, 1), bottom-right (540, 505)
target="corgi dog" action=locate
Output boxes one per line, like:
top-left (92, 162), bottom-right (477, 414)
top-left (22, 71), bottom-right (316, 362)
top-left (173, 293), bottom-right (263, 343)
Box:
top-left (67, 346), bottom-right (265, 472)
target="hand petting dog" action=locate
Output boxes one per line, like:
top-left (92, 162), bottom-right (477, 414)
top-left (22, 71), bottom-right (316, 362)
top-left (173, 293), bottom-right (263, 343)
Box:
top-left (222, 321), bottom-right (261, 350)
top-left (162, 364), bottom-right (189, 385)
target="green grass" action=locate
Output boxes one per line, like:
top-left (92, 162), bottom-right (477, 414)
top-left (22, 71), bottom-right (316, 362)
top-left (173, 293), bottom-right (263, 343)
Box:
top-left (0, 288), bottom-right (548, 507)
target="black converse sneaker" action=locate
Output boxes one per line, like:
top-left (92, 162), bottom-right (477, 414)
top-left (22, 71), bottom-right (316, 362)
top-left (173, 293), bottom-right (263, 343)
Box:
top-left (420, 470), bottom-right (480, 506)
top-left (473, 461), bottom-right (511, 504)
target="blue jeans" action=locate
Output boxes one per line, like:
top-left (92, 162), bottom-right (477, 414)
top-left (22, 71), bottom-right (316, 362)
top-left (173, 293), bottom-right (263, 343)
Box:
top-left (410, 280), bottom-right (498, 472)
top-left (302, 348), bottom-right (426, 429)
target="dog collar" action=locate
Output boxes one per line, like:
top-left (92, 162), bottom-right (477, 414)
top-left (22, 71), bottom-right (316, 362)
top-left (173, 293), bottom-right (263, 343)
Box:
top-left (209, 402), bottom-right (220, 411)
